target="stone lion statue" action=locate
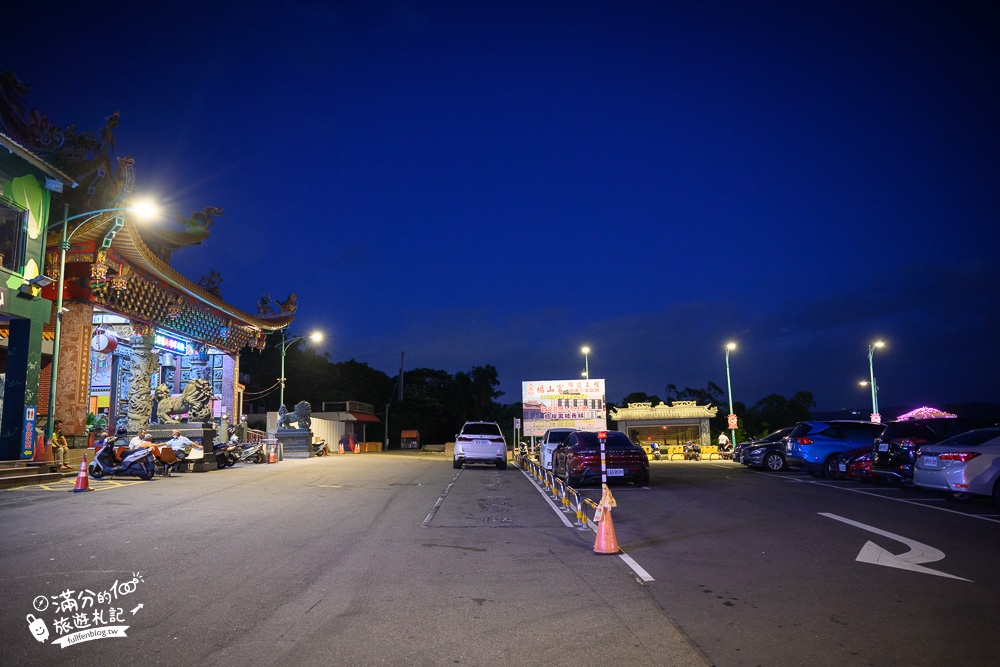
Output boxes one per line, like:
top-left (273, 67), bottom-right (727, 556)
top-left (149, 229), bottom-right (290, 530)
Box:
top-left (155, 378), bottom-right (214, 424)
top-left (277, 401), bottom-right (312, 430)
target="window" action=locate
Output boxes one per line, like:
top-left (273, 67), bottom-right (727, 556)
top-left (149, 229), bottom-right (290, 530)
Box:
top-left (0, 201), bottom-right (26, 273)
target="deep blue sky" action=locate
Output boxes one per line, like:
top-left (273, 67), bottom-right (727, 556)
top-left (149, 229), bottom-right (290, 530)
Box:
top-left (5, 1), bottom-right (998, 413)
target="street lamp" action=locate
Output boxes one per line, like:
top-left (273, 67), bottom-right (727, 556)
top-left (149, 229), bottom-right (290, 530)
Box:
top-left (278, 329), bottom-right (323, 408)
top-left (724, 342), bottom-right (737, 447)
top-left (581, 346), bottom-right (590, 380)
top-left (867, 340), bottom-right (885, 422)
top-left (45, 200), bottom-right (160, 440)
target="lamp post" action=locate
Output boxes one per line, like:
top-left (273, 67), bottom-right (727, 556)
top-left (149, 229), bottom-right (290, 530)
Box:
top-left (724, 342), bottom-right (737, 447)
top-left (278, 329), bottom-right (323, 408)
top-left (581, 346), bottom-right (590, 380)
top-left (45, 201), bottom-right (159, 441)
top-left (867, 340), bottom-right (885, 422)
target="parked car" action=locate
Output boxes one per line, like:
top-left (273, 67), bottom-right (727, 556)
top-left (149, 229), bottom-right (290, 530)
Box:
top-left (453, 421), bottom-right (507, 470)
top-left (784, 421), bottom-right (884, 478)
top-left (738, 427), bottom-right (794, 471)
top-left (552, 430), bottom-right (649, 487)
top-left (537, 427), bottom-right (576, 470)
top-left (834, 445), bottom-right (876, 480)
top-left (846, 451), bottom-right (875, 481)
top-left (871, 417), bottom-right (996, 487)
top-left (913, 427), bottom-right (1000, 504)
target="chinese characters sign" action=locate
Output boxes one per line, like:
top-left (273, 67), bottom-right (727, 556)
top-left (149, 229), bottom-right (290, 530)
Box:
top-left (522, 379), bottom-right (607, 437)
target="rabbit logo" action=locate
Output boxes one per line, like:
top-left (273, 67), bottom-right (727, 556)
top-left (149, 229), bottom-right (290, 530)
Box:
top-left (27, 614), bottom-right (49, 643)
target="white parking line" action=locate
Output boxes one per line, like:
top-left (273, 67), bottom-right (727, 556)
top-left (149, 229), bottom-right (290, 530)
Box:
top-left (776, 474), bottom-right (1000, 524)
top-left (517, 465), bottom-right (655, 581)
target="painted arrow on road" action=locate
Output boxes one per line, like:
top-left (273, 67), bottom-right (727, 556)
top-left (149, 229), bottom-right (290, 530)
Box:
top-left (820, 513), bottom-right (970, 581)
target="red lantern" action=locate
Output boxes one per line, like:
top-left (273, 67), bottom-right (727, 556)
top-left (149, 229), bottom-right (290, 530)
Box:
top-left (91, 329), bottom-right (118, 353)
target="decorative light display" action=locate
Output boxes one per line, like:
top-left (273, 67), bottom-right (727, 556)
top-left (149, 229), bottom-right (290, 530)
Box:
top-left (897, 406), bottom-right (958, 421)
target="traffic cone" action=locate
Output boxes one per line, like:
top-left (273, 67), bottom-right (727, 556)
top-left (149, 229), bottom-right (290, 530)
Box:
top-left (593, 484), bottom-right (619, 554)
top-left (338, 442), bottom-right (344, 455)
top-left (593, 509), bottom-right (619, 554)
top-left (352, 442), bottom-right (360, 454)
top-left (72, 456), bottom-right (92, 493)
top-left (32, 433), bottom-right (48, 464)
top-left (268, 444), bottom-right (277, 463)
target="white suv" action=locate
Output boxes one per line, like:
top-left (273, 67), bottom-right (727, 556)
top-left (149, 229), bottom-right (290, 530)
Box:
top-left (453, 421), bottom-right (507, 470)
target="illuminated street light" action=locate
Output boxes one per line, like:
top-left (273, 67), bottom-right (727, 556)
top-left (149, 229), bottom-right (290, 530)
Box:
top-left (45, 199), bottom-right (160, 441)
top-left (867, 341), bottom-right (885, 423)
top-left (581, 346), bottom-right (590, 380)
top-left (724, 342), bottom-right (737, 446)
top-left (279, 329), bottom-right (324, 408)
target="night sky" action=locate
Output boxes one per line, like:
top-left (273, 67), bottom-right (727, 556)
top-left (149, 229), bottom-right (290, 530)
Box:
top-left (5, 1), bottom-right (998, 413)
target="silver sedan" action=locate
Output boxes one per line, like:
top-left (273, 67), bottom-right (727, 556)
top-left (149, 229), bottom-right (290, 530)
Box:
top-left (913, 427), bottom-right (1000, 504)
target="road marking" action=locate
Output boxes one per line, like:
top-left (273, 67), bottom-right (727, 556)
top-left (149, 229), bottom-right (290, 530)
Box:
top-left (421, 470), bottom-right (461, 527)
top-left (820, 512), bottom-right (970, 581)
top-left (518, 465), bottom-right (654, 581)
top-left (764, 472), bottom-right (1000, 524)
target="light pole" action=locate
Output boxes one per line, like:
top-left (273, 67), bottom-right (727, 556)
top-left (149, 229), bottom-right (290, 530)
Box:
top-left (724, 342), bottom-right (737, 447)
top-left (278, 329), bottom-right (323, 408)
top-left (581, 346), bottom-right (590, 380)
top-left (867, 340), bottom-right (885, 422)
top-left (45, 200), bottom-right (160, 441)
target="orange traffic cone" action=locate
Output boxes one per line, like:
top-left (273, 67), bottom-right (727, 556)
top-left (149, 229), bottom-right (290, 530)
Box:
top-left (32, 433), bottom-right (48, 464)
top-left (352, 442), bottom-right (360, 454)
top-left (593, 509), bottom-right (619, 554)
top-left (593, 484), bottom-right (619, 554)
top-left (72, 456), bottom-right (92, 493)
top-left (268, 444), bottom-right (277, 463)
top-left (338, 442), bottom-right (344, 455)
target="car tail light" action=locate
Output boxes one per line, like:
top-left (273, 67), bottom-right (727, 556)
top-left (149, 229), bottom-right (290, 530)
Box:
top-left (794, 437), bottom-right (813, 445)
top-left (891, 438), bottom-right (926, 448)
top-left (938, 452), bottom-right (981, 462)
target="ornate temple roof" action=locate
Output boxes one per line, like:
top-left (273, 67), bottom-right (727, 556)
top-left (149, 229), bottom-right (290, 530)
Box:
top-left (44, 210), bottom-right (294, 352)
top-left (609, 400), bottom-right (719, 421)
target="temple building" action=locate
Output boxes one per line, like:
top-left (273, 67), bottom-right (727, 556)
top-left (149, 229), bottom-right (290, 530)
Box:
top-left (0, 70), bottom-right (294, 453)
top-left (609, 400), bottom-right (719, 451)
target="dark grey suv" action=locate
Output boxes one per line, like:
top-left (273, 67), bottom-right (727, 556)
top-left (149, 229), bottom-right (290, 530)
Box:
top-left (871, 417), bottom-right (996, 486)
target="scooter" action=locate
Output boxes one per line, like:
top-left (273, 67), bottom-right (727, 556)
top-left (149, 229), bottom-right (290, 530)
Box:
top-left (238, 440), bottom-right (267, 464)
top-left (89, 439), bottom-right (156, 480)
top-left (213, 437), bottom-right (241, 469)
top-left (650, 443), bottom-right (662, 461)
top-left (312, 439), bottom-right (329, 457)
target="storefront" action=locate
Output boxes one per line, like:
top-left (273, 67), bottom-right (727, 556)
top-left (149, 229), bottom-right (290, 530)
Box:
top-left (609, 401), bottom-right (718, 451)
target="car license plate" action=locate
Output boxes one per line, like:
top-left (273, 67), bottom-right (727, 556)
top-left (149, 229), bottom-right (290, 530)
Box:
top-left (878, 443), bottom-right (889, 452)
top-left (606, 468), bottom-right (624, 476)
top-left (838, 463), bottom-right (847, 472)
top-left (474, 439), bottom-right (489, 445)
top-left (921, 456), bottom-right (938, 467)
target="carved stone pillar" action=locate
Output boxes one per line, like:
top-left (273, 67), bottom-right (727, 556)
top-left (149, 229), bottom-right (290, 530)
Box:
top-left (127, 330), bottom-right (158, 432)
top-left (53, 301), bottom-right (94, 436)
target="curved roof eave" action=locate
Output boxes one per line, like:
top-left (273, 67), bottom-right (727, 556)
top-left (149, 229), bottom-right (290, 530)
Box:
top-left (54, 211), bottom-right (295, 332)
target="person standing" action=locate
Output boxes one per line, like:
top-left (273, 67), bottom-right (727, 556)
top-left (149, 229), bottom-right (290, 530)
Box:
top-left (717, 432), bottom-right (731, 451)
top-left (50, 420), bottom-right (71, 471)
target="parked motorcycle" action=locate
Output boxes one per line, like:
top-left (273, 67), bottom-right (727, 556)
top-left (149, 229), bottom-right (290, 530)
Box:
top-left (650, 443), bottom-right (662, 461)
top-left (213, 437), bottom-right (241, 469)
top-left (312, 439), bottom-right (329, 457)
top-left (683, 440), bottom-right (701, 461)
top-left (238, 440), bottom-right (267, 464)
top-left (89, 440), bottom-right (156, 480)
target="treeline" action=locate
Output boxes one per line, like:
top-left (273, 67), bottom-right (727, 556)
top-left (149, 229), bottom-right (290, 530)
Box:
top-left (240, 338), bottom-right (814, 446)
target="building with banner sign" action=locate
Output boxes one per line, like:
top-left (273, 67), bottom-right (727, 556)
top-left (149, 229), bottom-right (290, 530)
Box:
top-left (521, 379), bottom-right (607, 437)
top-left (609, 401), bottom-right (718, 451)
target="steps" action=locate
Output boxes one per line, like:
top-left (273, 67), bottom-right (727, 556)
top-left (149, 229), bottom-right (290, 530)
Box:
top-left (0, 461), bottom-right (67, 489)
